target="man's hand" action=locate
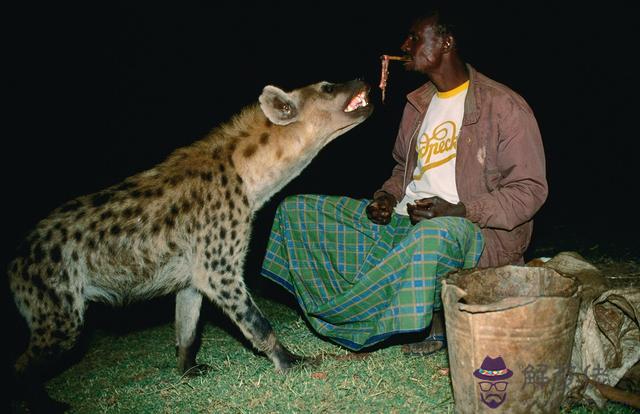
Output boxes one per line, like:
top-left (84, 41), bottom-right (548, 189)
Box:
top-left (407, 196), bottom-right (466, 225)
top-left (366, 192), bottom-right (397, 225)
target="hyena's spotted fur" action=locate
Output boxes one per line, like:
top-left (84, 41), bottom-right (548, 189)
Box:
top-left (9, 80), bottom-right (372, 409)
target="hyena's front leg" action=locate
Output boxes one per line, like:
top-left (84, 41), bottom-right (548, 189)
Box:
top-left (198, 274), bottom-right (305, 371)
top-left (175, 286), bottom-right (206, 375)
top-left (235, 293), bottom-right (306, 371)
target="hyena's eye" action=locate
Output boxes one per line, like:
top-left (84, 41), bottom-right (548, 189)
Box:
top-left (321, 83), bottom-right (335, 94)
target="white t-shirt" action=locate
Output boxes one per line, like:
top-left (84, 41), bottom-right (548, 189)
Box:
top-left (396, 81), bottom-right (469, 216)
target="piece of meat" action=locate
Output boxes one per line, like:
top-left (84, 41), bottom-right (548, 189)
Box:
top-left (379, 55), bottom-right (410, 103)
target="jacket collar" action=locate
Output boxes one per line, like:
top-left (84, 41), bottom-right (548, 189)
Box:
top-left (406, 63), bottom-right (481, 125)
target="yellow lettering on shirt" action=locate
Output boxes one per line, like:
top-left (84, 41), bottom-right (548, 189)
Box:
top-left (414, 120), bottom-right (458, 180)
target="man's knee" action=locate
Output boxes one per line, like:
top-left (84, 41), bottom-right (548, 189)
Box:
top-left (411, 218), bottom-right (450, 237)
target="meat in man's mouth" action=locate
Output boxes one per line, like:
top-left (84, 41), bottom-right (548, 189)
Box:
top-left (379, 55), bottom-right (412, 103)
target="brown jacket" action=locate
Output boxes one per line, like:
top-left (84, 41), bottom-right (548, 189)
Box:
top-left (375, 65), bottom-right (547, 267)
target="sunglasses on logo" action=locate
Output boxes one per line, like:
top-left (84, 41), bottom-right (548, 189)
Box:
top-left (478, 381), bottom-right (508, 391)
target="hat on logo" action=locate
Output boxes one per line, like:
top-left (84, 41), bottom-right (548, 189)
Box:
top-left (473, 356), bottom-right (513, 380)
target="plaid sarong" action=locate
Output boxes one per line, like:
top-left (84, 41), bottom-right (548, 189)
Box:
top-left (261, 195), bottom-right (484, 350)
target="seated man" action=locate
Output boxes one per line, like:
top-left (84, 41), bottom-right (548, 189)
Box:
top-left (260, 8), bottom-right (547, 355)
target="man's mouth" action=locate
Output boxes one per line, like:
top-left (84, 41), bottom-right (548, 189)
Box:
top-left (344, 89), bottom-right (370, 112)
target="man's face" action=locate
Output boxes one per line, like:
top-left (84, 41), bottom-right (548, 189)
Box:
top-left (400, 16), bottom-right (448, 73)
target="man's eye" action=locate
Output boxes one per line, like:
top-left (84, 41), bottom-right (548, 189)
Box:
top-left (322, 84), bottom-right (334, 93)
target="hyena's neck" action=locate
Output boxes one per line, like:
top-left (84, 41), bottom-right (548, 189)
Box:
top-left (169, 104), bottom-right (326, 210)
top-left (223, 105), bottom-right (326, 209)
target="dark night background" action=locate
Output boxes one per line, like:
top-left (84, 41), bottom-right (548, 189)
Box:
top-left (3, 1), bottom-right (639, 385)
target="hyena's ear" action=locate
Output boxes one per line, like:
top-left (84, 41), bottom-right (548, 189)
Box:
top-left (259, 85), bottom-right (299, 125)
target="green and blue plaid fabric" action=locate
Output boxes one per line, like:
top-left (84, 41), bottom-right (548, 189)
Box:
top-left (261, 195), bottom-right (484, 350)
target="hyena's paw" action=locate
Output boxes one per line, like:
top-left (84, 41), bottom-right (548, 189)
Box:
top-left (19, 385), bottom-right (71, 414)
top-left (177, 346), bottom-right (211, 377)
top-left (180, 363), bottom-right (212, 377)
top-left (273, 345), bottom-right (310, 372)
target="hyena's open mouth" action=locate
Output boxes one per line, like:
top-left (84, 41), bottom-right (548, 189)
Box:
top-left (344, 88), bottom-right (370, 113)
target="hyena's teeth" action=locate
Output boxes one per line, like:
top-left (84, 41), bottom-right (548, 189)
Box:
top-left (344, 91), bottom-right (369, 112)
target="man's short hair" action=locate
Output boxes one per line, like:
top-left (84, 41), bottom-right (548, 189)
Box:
top-left (412, 5), bottom-right (465, 49)
top-left (414, 7), bottom-right (457, 36)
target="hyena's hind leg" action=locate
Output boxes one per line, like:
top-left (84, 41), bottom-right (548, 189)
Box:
top-left (175, 286), bottom-right (210, 375)
top-left (198, 276), bottom-right (305, 371)
top-left (10, 262), bottom-right (86, 412)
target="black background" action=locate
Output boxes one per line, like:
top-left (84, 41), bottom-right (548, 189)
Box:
top-left (4, 2), bottom-right (638, 317)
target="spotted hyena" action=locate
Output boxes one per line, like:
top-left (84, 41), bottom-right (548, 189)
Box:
top-left (9, 79), bottom-right (373, 410)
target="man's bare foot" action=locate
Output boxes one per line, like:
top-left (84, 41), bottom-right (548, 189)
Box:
top-left (401, 310), bottom-right (446, 356)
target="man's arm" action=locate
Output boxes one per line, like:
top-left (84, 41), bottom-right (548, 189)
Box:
top-left (464, 104), bottom-right (548, 230)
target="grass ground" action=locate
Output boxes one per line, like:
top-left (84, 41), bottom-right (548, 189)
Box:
top-left (45, 297), bottom-right (456, 413)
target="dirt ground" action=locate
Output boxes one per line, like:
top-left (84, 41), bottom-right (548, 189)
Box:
top-left (592, 258), bottom-right (640, 289)
top-left (526, 221), bottom-right (639, 289)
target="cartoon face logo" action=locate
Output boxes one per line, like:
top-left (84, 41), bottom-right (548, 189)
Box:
top-left (473, 356), bottom-right (513, 409)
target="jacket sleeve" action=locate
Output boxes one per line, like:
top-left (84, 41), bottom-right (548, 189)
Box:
top-left (464, 103), bottom-right (548, 230)
top-left (374, 103), bottom-right (415, 202)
